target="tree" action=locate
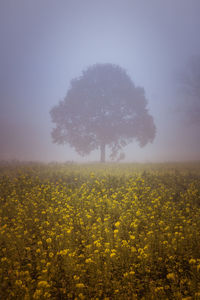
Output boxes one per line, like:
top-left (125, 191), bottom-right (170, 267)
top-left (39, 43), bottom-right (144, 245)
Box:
top-left (179, 56), bottom-right (200, 125)
top-left (50, 63), bottom-right (156, 162)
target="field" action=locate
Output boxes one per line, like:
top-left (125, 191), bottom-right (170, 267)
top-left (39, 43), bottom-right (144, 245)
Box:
top-left (0, 162), bottom-right (200, 299)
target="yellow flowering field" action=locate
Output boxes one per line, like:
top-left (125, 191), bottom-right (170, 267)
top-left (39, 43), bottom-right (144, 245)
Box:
top-left (0, 162), bottom-right (200, 299)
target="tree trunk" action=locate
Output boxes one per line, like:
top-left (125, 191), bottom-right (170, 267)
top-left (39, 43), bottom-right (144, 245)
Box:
top-left (100, 143), bottom-right (106, 163)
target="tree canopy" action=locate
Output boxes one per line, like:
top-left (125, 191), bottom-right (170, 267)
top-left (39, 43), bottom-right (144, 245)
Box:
top-left (50, 63), bottom-right (156, 162)
top-left (179, 56), bottom-right (200, 125)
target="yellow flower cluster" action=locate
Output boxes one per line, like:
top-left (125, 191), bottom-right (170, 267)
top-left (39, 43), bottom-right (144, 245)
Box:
top-left (0, 162), bottom-right (200, 299)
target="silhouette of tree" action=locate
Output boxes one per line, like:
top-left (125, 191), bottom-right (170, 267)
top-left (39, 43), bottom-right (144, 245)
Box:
top-left (180, 56), bottom-right (200, 125)
top-left (50, 63), bottom-right (156, 162)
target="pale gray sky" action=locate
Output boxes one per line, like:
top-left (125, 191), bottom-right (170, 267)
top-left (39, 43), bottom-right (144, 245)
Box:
top-left (0, 0), bottom-right (200, 162)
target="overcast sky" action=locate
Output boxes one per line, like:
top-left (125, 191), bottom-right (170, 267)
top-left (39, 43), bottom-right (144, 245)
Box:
top-left (0, 0), bottom-right (200, 162)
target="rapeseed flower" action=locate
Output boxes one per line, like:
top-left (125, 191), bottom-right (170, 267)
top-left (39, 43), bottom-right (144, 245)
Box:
top-left (1, 163), bottom-right (200, 299)
top-left (76, 283), bottom-right (85, 288)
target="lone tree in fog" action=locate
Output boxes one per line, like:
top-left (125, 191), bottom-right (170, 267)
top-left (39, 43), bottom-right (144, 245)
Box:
top-left (50, 63), bottom-right (156, 162)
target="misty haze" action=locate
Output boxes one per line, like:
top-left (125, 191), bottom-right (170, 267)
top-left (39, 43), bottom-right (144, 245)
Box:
top-left (1, 0), bottom-right (200, 162)
top-left (1, 1), bottom-right (200, 299)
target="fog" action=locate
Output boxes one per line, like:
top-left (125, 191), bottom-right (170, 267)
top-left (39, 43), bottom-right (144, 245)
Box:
top-left (0, 0), bottom-right (200, 162)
